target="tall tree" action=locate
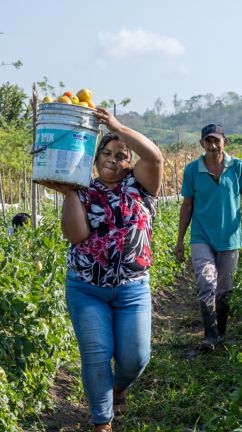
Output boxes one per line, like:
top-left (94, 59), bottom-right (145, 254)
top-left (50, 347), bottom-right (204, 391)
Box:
top-left (0, 82), bottom-right (31, 127)
top-left (173, 94), bottom-right (183, 114)
top-left (154, 98), bottom-right (165, 116)
top-left (204, 93), bottom-right (215, 108)
top-left (226, 92), bottom-right (240, 104)
top-left (190, 95), bottom-right (204, 110)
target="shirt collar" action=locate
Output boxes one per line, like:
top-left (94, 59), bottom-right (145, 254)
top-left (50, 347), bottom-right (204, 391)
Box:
top-left (223, 151), bottom-right (234, 167)
top-left (198, 151), bottom-right (233, 172)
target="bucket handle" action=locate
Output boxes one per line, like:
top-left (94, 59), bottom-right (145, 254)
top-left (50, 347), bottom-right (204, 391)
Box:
top-left (30, 120), bottom-right (86, 155)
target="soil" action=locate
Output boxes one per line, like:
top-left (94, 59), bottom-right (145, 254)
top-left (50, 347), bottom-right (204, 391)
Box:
top-left (37, 261), bottom-right (238, 432)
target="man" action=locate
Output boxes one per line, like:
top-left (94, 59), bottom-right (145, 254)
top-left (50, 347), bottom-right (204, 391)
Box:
top-left (175, 124), bottom-right (242, 352)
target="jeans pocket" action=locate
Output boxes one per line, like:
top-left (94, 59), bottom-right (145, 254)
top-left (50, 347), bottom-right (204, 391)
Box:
top-left (66, 269), bottom-right (80, 281)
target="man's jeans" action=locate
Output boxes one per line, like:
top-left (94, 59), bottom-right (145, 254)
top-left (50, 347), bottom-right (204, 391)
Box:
top-left (65, 269), bottom-right (151, 424)
top-left (191, 243), bottom-right (239, 302)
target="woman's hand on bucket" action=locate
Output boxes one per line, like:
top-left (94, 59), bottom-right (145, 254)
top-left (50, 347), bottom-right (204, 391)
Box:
top-left (93, 108), bottom-right (121, 133)
top-left (38, 181), bottom-right (75, 196)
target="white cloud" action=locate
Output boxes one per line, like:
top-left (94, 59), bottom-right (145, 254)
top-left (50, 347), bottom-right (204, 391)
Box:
top-left (97, 28), bottom-right (185, 60)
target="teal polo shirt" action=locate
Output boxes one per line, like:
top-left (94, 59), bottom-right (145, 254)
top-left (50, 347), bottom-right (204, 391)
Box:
top-left (181, 151), bottom-right (242, 251)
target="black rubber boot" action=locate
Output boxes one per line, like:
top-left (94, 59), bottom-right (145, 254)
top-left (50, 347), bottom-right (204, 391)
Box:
top-left (199, 301), bottom-right (218, 352)
top-left (216, 297), bottom-right (230, 344)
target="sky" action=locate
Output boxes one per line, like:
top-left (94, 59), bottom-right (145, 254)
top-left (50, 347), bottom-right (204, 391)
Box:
top-left (1, 0), bottom-right (242, 114)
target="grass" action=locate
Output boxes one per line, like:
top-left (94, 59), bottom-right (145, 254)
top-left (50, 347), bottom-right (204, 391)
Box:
top-left (115, 336), bottom-right (242, 431)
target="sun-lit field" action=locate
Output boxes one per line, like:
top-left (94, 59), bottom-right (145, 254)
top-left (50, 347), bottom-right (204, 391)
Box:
top-left (0, 203), bottom-right (242, 431)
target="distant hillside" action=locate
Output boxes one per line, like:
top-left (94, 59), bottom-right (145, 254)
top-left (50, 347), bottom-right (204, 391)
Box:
top-left (131, 128), bottom-right (176, 145)
top-left (116, 96), bottom-right (242, 145)
top-left (108, 108), bottom-right (126, 116)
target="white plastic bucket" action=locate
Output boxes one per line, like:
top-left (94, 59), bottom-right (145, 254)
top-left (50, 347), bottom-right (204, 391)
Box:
top-left (32, 103), bottom-right (100, 189)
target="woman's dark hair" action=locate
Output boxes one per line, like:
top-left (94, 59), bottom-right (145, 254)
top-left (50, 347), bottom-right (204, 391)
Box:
top-left (12, 213), bottom-right (31, 231)
top-left (95, 133), bottom-right (134, 164)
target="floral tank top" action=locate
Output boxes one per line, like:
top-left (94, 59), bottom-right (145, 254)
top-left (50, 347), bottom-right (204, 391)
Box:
top-left (66, 170), bottom-right (158, 287)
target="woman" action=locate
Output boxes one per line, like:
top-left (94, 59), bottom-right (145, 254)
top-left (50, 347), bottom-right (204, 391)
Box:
top-left (40, 108), bottom-right (163, 432)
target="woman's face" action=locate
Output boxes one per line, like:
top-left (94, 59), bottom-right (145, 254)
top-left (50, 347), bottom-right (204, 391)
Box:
top-left (96, 140), bottom-right (131, 187)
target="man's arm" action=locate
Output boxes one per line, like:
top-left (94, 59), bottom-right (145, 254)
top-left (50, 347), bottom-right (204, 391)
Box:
top-left (174, 197), bottom-right (194, 262)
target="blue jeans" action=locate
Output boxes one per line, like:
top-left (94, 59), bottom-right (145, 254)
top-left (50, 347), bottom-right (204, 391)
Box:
top-left (65, 269), bottom-right (151, 424)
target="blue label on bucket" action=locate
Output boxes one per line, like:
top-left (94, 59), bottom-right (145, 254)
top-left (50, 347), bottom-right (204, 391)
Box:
top-left (73, 133), bottom-right (88, 141)
top-left (35, 128), bottom-right (97, 156)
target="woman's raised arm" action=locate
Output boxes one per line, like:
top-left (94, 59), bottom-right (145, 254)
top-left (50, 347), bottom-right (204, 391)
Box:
top-left (39, 182), bottom-right (90, 244)
top-left (94, 108), bottom-right (163, 196)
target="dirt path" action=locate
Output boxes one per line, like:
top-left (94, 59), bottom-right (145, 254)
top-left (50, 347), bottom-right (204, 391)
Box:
top-left (38, 261), bottom-right (237, 432)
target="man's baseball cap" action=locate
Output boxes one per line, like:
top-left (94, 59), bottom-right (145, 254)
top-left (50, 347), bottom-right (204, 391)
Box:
top-left (201, 124), bottom-right (225, 141)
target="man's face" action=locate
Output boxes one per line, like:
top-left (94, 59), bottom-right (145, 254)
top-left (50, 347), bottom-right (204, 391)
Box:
top-left (199, 136), bottom-right (227, 158)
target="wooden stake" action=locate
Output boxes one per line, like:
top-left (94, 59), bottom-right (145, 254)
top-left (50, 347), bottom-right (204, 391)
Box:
top-left (175, 160), bottom-right (180, 202)
top-left (161, 181), bottom-right (165, 208)
top-left (56, 191), bottom-right (59, 218)
top-left (173, 166), bottom-right (176, 197)
top-left (0, 174), bottom-right (6, 224)
top-left (163, 178), bottom-right (169, 206)
top-left (114, 103), bottom-right (117, 118)
top-left (30, 83), bottom-right (38, 230)
top-left (18, 174), bottom-right (21, 208)
top-left (37, 184), bottom-right (40, 213)
top-left (24, 160), bottom-right (27, 212)
top-left (30, 177), bottom-right (32, 210)
top-left (39, 184), bottom-right (42, 212)
top-left (9, 169), bottom-right (13, 209)
top-left (2, 171), bottom-right (5, 208)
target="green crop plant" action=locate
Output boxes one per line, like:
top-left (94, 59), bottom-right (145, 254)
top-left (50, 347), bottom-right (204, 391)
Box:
top-left (150, 201), bottom-right (190, 290)
top-left (0, 205), bottom-right (79, 431)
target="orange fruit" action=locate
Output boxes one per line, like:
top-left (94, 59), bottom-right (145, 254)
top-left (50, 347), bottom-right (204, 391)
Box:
top-left (88, 101), bottom-right (96, 108)
top-left (42, 96), bottom-right (53, 103)
top-left (78, 101), bottom-right (88, 107)
top-left (63, 92), bottom-right (73, 98)
top-left (58, 96), bottom-right (71, 104)
top-left (76, 89), bottom-right (92, 102)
